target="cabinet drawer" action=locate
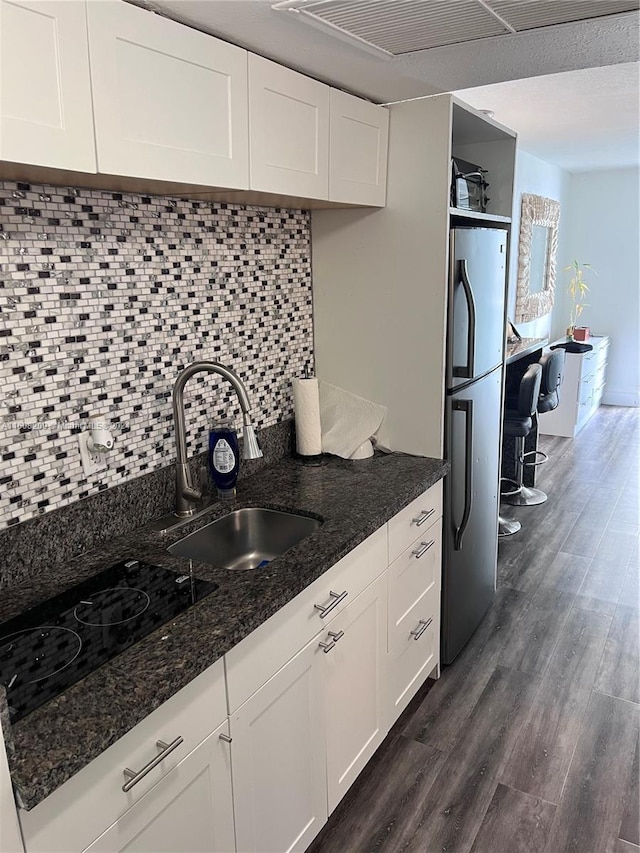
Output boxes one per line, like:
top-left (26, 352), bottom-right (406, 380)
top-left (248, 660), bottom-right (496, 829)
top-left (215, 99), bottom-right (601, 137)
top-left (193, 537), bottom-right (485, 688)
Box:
top-left (387, 601), bottom-right (438, 722)
top-left (579, 351), bottom-right (597, 380)
top-left (388, 517), bottom-right (441, 651)
top-left (578, 375), bottom-right (595, 405)
top-left (20, 658), bottom-right (227, 853)
top-left (225, 525), bottom-right (388, 713)
top-left (82, 721), bottom-right (235, 853)
top-left (595, 342), bottom-right (608, 366)
top-left (388, 483), bottom-right (442, 564)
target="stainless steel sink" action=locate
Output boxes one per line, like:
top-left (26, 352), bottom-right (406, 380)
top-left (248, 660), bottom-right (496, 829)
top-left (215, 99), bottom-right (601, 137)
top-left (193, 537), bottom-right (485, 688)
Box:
top-left (168, 507), bottom-right (322, 570)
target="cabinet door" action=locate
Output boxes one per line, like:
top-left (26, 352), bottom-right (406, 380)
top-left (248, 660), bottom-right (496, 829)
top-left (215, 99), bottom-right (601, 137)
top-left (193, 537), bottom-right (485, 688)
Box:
top-left (0, 0), bottom-right (96, 172)
top-left (83, 722), bottom-right (235, 853)
top-left (329, 89), bottom-right (388, 206)
top-left (86, 0), bottom-right (249, 188)
top-left (231, 637), bottom-right (326, 853)
top-left (322, 572), bottom-right (388, 813)
top-left (249, 54), bottom-right (329, 199)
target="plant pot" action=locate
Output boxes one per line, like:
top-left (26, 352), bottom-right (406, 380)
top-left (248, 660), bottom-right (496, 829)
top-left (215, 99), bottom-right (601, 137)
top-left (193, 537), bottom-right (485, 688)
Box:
top-left (573, 327), bottom-right (590, 342)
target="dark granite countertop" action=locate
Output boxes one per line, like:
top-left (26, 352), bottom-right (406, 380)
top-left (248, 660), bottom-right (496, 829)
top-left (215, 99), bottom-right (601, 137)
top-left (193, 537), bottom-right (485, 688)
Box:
top-left (2, 451), bottom-right (448, 810)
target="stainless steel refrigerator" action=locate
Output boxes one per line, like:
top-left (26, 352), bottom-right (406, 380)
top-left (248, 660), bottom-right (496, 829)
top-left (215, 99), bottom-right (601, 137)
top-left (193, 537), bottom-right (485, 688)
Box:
top-left (442, 226), bottom-right (508, 664)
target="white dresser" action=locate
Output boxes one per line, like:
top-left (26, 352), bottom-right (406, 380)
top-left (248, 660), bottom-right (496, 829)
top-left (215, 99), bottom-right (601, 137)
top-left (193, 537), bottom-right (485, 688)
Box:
top-left (539, 336), bottom-right (609, 437)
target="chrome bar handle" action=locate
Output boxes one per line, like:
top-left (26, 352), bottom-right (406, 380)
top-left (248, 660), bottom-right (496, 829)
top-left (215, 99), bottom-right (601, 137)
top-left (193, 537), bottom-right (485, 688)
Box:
top-left (412, 508), bottom-right (435, 527)
top-left (218, 733), bottom-right (233, 743)
top-left (319, 639), bottom-right (336, 653)
top-left (410, 617), bottom-right (433, 641)
top-left (412, 540), bottom-right (435, 559)
top-left (122, 736), bottom-right (184, 792)
top-left (314, 590), bottom-right (348, 619)
top-left (327, 630), bottom-right (344, 641)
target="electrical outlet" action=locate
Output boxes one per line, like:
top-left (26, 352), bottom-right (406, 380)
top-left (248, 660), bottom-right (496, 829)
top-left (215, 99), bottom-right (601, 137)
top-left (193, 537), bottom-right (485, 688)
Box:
top-left (78, 432), bottom-right (108, 477)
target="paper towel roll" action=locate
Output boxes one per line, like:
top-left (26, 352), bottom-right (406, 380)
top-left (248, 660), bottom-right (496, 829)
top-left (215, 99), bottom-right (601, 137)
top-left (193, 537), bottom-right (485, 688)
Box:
top-left (293, 378), bottom-right (322, 456)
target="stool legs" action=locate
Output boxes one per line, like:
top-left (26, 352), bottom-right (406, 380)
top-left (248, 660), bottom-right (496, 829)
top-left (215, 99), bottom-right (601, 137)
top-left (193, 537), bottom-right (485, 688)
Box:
top-left (498, 515), bottom-right (521, 537)
top-left (503, 436), bottom-right (547, 506)
top-left (498, 477), bottom-right (521, 536)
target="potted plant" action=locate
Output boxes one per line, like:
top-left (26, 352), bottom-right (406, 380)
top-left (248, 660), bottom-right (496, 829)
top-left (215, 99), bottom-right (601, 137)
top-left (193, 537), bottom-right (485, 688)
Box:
top-left (565, 260), bottom-right (596, 340)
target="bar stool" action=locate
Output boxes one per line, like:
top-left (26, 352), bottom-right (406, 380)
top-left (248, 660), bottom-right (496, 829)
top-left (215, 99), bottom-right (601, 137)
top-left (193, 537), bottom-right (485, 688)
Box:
top-left (515, 348), bottom-right (566, 503)
top-left (501, 362), bottom-right (544, 508)
top-left (537, 349), bottom-right (565, 414)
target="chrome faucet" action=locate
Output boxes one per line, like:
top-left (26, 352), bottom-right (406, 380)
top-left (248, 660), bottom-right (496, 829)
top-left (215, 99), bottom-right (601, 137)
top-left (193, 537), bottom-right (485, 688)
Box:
top-left (172, 361), bottom-right (263, 517)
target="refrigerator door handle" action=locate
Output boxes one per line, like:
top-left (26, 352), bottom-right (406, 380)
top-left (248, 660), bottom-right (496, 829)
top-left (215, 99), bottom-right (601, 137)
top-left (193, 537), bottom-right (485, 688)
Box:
top-left (452, 259), bottom-right (477, 379)
top-left (453, 398), bottom-right (474, 551)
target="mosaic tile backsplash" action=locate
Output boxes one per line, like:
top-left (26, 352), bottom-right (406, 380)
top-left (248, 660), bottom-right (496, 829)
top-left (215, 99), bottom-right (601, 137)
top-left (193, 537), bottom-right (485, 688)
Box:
top-left (0, 181), bottom-right (313, 529)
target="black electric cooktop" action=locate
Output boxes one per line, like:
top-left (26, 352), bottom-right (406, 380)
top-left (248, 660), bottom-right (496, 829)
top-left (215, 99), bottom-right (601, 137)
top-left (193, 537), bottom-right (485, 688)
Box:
top-left (0, 560), bottom-right (218, 724)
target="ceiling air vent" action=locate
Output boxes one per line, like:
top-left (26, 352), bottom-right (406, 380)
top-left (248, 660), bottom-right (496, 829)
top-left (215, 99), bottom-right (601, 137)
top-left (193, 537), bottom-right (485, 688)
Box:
top-left (272, 0), bottom-right (640, 55)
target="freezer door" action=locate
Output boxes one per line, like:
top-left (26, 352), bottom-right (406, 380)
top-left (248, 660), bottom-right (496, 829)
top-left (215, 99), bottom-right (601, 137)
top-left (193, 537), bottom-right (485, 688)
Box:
top-left (448, 227), bottom-right (507, 390)
top-left (442, 368), bottom-right (502, 664)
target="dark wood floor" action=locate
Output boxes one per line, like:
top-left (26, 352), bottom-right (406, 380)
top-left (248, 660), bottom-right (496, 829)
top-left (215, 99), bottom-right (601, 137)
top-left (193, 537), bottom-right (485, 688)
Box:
top-left (309, 405), bottom-right (640, 853)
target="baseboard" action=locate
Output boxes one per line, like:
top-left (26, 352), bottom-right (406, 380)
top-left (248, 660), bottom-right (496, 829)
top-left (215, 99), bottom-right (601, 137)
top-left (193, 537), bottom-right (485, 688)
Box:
top-left (602, 389), bottom-right (640, 407)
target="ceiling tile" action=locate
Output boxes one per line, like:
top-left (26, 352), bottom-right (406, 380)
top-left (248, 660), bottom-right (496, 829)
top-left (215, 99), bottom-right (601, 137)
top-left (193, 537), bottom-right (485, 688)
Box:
top-left (488, 0), bottom-right (640, 31)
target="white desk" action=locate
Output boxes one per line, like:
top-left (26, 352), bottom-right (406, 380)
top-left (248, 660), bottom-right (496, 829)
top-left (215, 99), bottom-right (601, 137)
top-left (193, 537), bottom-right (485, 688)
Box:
top-left (539, 336), bottom-right (609, 437)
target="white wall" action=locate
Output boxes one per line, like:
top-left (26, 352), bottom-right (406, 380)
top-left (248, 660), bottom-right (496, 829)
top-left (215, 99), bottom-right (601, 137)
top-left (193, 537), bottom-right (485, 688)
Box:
top-left (552, 168), bottom-right (640, 407)
top-left (508, 149), bottom-right (571, 338)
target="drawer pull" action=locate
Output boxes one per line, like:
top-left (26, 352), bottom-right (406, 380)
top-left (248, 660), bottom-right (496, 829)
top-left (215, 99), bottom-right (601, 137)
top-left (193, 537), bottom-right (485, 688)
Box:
top-left (122, 736), bottom-right (184, 792)
top-left (412, 508), bottom-right (435, 527)
top-left (219, 733), bottom-right (233, 743)
top-left (410, 618), bottom-right (433, 641)
top-left (319, 629), bottom-right (345, 653)
top-left (412, 540), bottom-right (435, 559)
top-left (314, 590), bottom-right (348, 619)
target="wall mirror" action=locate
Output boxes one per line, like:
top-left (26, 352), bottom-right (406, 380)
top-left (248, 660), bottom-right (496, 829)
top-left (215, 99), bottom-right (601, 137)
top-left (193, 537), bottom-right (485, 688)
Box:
top-left (514, 193), bottom-right (561, 323)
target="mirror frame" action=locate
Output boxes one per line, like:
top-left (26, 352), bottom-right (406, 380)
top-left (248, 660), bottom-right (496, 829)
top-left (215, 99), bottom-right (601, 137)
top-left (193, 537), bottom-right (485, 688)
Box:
top-left (514, 193), bottom-right (561, 323)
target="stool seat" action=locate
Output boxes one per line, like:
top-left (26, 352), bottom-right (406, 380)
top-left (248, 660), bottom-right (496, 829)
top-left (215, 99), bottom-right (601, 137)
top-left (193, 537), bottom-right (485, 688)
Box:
top-left (503, 413), bottom-right (533, 436)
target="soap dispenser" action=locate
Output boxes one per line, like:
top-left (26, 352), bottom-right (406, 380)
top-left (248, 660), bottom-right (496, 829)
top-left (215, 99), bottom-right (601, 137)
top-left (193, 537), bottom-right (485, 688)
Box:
top-left (208, 421), bottom-right (240, 499)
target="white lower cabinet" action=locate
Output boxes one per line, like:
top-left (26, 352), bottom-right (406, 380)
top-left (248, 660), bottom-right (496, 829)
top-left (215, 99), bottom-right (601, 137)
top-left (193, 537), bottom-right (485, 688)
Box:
top-left (16, 485), bottom-right (443, 853)
top-left (19, 660), bottom-right (230, 853)
top-left (387, 601), bottom-right (438, 721)
top-left (229, 571), bottom-right (388, 851)
top-left (82, 721), bottom-right (235, 853)
top-left (322, 573), bottom-right (387, 813)
top-left (230, 637), bottom-right (327, 853)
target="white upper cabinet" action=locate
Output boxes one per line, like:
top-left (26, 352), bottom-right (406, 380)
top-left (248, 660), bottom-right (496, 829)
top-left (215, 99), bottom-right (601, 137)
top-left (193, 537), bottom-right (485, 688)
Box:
top-left (0, 0), bottom-right (96, 172)
top-left (248, 54), bottom-right (329, 200)
top-left (329, 89), bottom-right (388, 207)
top-left (86, 0), bottom-right (249, 188)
